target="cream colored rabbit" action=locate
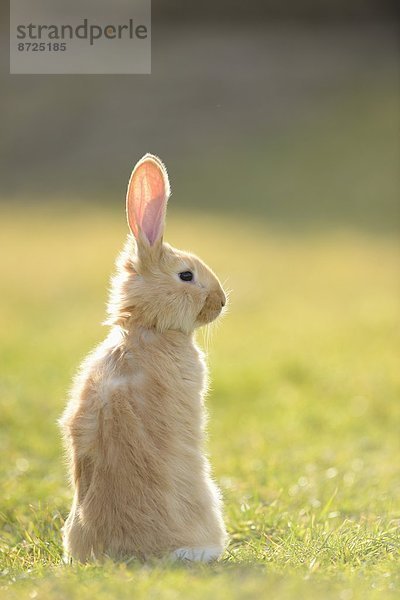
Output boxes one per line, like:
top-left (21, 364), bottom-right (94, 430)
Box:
top-left (60, 154), bottom-right (227, 563)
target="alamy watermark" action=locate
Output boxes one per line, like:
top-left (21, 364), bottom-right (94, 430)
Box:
top-left (10, 0), bottom-right (151, 74)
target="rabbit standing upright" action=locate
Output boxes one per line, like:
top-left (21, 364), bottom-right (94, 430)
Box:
top-left (60, 154), bottom-right (228, 562)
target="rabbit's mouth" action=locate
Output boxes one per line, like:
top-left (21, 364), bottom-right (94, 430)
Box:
top-left (196, 291), bottom-right (226, 325)
top-left (197, 306), bottom-right (222, 325)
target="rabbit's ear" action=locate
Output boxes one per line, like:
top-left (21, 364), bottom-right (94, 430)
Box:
top-left (126, 154), bottom-right (170, 246)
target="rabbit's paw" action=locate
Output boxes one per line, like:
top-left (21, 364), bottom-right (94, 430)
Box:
top-left (171, 546), bottom-right (223, 562)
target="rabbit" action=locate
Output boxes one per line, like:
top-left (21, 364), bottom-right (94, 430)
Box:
top-left (59, 154), bottom-right (228, 563)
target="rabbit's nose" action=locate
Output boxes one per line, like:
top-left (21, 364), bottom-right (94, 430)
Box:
top-left (220, 292), bottom-right (226, 307)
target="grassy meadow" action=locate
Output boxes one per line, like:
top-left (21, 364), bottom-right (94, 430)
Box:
top-left (1, 75), bottom-right (399, 600)
top-left (0, 204), bottom-right (399, 599)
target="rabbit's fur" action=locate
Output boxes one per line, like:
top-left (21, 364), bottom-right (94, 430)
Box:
top-left (60, 155), bottom-right (227, 562)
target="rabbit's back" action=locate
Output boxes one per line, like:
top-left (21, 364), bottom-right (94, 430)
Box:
top-left (61, 327), bottom-right (224, 559)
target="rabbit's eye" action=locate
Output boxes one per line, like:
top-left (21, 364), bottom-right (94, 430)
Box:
top-left (179, 270), bottom-right (194, 282)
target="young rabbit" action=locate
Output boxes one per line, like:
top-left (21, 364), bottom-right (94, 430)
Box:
top-left (60, 154), bottom-right (227, 563)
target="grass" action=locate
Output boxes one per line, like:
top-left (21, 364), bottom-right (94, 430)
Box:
top-left (1, 65), bottom-right (399, 600)
top-left (0, 201), bottom-right (399, 599)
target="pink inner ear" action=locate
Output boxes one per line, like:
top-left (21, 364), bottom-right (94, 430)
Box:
top-left (127, 158), bottom-right (169, 245)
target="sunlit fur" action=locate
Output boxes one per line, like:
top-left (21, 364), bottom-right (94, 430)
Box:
top-left (60, 177), bottom-right (227, 562)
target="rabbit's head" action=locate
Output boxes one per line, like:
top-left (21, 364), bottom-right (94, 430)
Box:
top-left (107, 154), bottom-right (226, 334)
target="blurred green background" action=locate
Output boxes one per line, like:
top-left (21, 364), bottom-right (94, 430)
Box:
top-left (1, 2), bottom-right (399, 599)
